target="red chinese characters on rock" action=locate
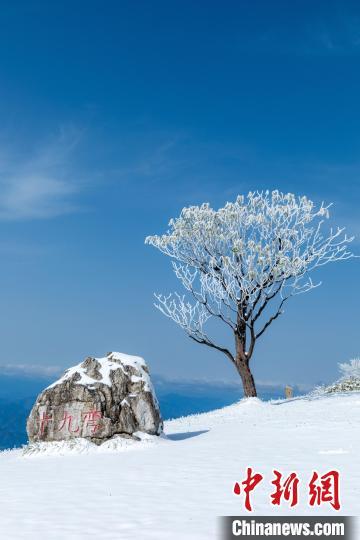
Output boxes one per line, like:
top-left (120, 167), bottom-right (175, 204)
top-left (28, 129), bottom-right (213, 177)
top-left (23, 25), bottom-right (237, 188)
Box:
top-left (82, 410), bottom-right (102, 434)
top-left (58, 412), bottom-right (80, 434)
top-left (233, 469), bottom-right (341, 512)
top-left (309, 470), bottom-right (340, 511)
top-left (38, 409), bottom-right (103, 436)
top-left (39, 412), bottom-right (53, 435)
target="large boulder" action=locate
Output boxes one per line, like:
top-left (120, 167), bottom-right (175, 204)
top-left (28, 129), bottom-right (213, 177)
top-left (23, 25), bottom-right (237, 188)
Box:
top-left (26, 352), bottom-right (163, 444)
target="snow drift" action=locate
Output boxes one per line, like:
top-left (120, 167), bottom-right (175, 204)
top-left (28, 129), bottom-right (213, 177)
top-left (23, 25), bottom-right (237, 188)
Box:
top-left (1, 391), bottom-right (359, 539)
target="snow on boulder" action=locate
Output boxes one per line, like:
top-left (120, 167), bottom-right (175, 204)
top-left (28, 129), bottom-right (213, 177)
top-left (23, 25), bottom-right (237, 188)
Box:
top-left (26, 352), bottom-right (163, 444)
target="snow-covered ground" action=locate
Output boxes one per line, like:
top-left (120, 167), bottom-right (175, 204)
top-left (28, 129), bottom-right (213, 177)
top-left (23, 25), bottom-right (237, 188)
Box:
top-left (0, 392), bottom-right (359, 539)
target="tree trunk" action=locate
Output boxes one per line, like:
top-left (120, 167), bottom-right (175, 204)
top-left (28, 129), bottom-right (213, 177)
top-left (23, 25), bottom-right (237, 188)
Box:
top-left (236, 359), bottom-right (257, 397)
top-left (234, 329), bottom-right (257, 398)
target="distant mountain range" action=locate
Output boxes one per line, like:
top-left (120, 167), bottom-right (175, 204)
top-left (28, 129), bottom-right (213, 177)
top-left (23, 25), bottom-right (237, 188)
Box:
top-left (0, 370), bottom-right (306, 450)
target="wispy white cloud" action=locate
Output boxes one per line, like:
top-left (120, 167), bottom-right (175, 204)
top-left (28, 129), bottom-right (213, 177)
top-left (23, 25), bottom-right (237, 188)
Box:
top-left (303, 15), bottom-right (360, 55)
top-left (0, 363), bottom-right (62, 378)
top-left (154, 374), bottom-right (313, 392)
top-left (253, 11), bottom-right (360, 56)
top-left (0, 127), bottom-right (83, 220)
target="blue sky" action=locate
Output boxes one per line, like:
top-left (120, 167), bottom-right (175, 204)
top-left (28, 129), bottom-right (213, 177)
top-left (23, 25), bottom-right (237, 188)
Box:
top-left (0, 0), bottom-right (359, 387)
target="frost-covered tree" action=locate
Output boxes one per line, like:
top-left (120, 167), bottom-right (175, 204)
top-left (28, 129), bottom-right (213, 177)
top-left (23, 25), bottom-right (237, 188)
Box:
top-left (338, 358), bottom-right (360, 380)
top-left (325, 358), bottom-right (360, 394)
top-left (145, 191), bottom-right (355, 397)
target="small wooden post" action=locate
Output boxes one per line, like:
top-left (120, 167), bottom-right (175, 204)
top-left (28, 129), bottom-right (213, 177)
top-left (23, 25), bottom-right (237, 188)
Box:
top-left (285, 385), bottom-right (293, 399)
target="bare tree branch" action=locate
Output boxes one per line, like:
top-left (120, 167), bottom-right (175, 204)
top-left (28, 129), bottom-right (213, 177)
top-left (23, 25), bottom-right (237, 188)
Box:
top-left (189, 334), bottom-right (235, 364)
top-left (255, 297), bottom-right (288, 339)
